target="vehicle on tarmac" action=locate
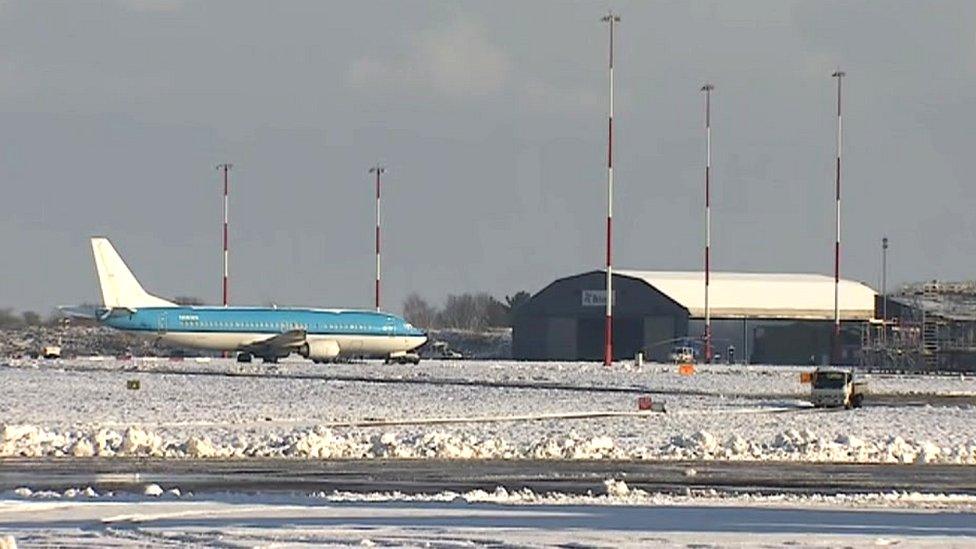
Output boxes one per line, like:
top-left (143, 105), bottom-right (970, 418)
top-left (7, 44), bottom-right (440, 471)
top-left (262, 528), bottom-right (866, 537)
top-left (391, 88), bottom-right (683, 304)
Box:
top-left (385, 351), bottom-right (421, 365)
top-left (40, 345), bottom-right (62, 359)
top-left (669, 345), bottom-right (695, 364)
top-left (428, 341), bottom-right (463, 359)
top-left (810, 367), bottom-right (867, 409)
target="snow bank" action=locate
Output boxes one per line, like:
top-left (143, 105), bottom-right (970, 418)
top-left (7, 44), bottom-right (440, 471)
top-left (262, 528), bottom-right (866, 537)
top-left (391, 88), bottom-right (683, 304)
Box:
top-left (1, 423), bottom-right (974, 464)
top-left (3, 360), bottom-right (975, 465)
top-left (7, 486), bottom-right (101, 499)
top-left (314, 484), bottom-right (976, 511)
top-left (659, 429), bottom-right (976, 464)
top-left (5, 481), bottom-right (974, 511)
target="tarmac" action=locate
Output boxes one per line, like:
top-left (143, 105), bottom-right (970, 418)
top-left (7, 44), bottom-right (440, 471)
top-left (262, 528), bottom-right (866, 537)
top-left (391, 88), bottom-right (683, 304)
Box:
top-left (2, 458), bottom-right (974, 496)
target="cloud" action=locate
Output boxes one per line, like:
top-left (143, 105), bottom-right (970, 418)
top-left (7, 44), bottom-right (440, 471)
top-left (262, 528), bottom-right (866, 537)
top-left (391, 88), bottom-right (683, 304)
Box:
top-left (115, 0), bottom-right (186, 13)
top-left (349, 16), bottom-right (510, 98)
top-left (521, 76), bottom-right (604, 114)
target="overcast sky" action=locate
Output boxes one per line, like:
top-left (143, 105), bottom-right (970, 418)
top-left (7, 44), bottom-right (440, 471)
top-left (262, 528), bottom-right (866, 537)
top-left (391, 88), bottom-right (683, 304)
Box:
top-left (2, 0), bottom-right (975, 314)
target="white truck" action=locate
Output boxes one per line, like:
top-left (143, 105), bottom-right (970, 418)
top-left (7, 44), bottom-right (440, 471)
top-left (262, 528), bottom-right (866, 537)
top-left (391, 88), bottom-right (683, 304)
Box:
top-left (40, 345), bottom-right (62, 359)
top-left (810, 368), bottom-right (867, 409)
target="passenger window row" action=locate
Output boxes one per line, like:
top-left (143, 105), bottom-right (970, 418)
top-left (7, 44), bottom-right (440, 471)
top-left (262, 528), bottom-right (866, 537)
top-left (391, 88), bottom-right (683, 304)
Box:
top-left (175, 319), bottom-right (389, 332)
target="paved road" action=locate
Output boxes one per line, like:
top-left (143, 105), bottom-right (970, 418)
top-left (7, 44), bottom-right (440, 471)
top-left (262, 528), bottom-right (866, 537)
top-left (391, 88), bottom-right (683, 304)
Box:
top-left (2, 497), bottom-right (975, 546)
top-left (2, 458), bottom-right (974, 496)
top-left (2, 497), bottom-right (974, 546)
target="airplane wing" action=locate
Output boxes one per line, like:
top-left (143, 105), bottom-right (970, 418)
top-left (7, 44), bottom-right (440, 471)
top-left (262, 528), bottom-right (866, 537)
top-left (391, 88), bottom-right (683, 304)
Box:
top-left (240, 329), bottom-right (307, 355)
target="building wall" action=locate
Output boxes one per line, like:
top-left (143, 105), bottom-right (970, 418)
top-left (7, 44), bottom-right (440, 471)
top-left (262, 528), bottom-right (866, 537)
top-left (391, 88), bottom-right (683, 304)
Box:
top-left (513, 272), bottom-right (689, 361)
top-left (689, 318), bottom-right (863, 365)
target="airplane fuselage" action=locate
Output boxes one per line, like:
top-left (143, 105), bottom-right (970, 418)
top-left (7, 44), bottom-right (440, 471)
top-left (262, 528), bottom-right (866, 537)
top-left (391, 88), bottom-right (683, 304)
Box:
top-left (103, 306), bottom-right (427, 359)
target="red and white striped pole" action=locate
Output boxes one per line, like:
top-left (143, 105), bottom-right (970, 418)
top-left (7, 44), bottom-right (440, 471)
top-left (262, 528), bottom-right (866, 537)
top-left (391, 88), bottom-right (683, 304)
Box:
top-left (701, 83), bottom-right (714, 364)
top-left (216, 163), bottom-right (232, 307)
top-left (831, 70), bottom-right (845, 363)
top-left (369, 165), bottom-right (385, 311)
top-left (601, 11), bottom-right (619, 367)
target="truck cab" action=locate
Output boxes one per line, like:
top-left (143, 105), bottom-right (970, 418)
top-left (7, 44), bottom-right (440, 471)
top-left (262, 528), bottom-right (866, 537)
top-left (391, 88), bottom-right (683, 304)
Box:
top-left (810, 368), bottom-right (866, 409)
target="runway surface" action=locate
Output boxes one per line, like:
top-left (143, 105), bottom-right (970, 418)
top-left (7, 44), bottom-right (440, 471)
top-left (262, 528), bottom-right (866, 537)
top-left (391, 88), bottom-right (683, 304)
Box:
top-left (2, 492), bottom-right (975, 547)
top-left (2, 458), bottom-right (974, 496)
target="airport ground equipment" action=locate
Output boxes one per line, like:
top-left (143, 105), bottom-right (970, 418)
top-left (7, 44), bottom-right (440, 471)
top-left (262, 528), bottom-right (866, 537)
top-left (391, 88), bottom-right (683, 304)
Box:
top-left (669, 345), bottom-right (695, 364)
top-left (429, 341), bottom-right (463, 359)
top-left (40, 345), bottom-right (61, 359)
top-left (385, 351), bottom-right (421, 365)
top-left (810, 367), bottom-right (866, 409)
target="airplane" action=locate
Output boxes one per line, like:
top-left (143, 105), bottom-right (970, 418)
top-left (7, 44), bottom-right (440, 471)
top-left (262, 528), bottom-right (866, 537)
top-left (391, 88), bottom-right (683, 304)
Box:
top-left (68, 237), bottom-right (428, 364)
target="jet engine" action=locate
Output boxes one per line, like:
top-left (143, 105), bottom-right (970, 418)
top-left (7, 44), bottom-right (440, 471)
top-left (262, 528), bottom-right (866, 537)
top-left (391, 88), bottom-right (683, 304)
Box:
top-left (301, 339), bottom-right (341, 362)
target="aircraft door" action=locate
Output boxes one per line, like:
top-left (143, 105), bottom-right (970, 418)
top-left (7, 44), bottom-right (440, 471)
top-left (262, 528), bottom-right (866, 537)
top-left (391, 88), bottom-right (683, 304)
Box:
top-left (157, 313), bottom-right (167, 335)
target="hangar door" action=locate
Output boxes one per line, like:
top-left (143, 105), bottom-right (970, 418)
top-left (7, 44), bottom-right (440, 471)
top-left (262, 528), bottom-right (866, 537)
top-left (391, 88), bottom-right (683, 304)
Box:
top-left (643, 316), bottom-right (675, 362)
top-left (577, 317), bottom-right (643, 361)
top-left (545, 317), bottom-right (577, 360)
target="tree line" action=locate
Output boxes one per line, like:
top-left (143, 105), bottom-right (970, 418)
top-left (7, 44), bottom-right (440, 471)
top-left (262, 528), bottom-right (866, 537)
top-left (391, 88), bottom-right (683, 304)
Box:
top-left (402, 291), bottom-right (531, 331)
top-left (0, 308), bottom-right (60, 329)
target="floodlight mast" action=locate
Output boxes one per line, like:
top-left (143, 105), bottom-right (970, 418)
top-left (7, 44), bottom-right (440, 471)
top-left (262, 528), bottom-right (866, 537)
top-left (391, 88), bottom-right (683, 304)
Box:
top-left (601, 11), bottom-right (620, 367)
top-left (831, 70), bottom-right (845, 363)
top-left (701, 83), bottom-right (714, 364)
top-left (882, 236), bottom-right (889, 346)
top-left (369, 165), bottom-right (385, 312)
top-left (215, 163), bottom-right (233, 307)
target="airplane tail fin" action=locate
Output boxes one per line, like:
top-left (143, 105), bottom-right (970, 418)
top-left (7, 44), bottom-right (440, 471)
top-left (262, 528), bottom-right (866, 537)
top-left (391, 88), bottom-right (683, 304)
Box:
top-left (90, 237), bottom-right (176, 309)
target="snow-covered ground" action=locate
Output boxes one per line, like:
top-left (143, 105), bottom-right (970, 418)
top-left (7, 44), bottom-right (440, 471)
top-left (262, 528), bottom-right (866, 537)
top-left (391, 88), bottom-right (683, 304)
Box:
top-left (2, 485), bottom-right (975, 548)
top-left (1, 359), bottom-right (975, 463)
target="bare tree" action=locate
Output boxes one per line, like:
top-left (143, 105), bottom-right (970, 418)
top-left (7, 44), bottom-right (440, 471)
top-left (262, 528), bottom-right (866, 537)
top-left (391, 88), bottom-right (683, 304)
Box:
top-left (438, 293), bottom-right (506, 330)
top-left (0, 309), bottom-right (24, 329)
top-left (504, 290), bottom-right (532, 325)
top-left (21, 311), bottom-right (42, 326)
top-left (402, 293), bottom-right (436, 329)
top-left (438, 294), bottom-right (481, 330)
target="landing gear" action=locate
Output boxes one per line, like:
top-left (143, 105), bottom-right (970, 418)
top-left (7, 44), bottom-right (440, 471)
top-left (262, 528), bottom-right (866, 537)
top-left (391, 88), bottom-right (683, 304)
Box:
top-left (261, 356), bottom-right (279, 364)
top-left (236, 352), bottom-right (253, 363)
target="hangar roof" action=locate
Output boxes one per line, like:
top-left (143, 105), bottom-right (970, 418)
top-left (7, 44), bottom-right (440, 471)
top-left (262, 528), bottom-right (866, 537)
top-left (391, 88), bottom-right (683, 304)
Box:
top-left (614, 270), bottom-right (877, 320)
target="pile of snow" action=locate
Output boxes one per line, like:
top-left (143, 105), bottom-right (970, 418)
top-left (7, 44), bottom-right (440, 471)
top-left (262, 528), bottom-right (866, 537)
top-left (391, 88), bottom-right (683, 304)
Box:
top-left (2, 423), bottom-right (974, 464)
top-left (315, 483), bottom-right (976, 511)
top-left (9, 486), bottom-right (101, 499)
top-left (659, 428), bottom-right (976, 464)
top-left (6, 481), bottom-right (974, 512)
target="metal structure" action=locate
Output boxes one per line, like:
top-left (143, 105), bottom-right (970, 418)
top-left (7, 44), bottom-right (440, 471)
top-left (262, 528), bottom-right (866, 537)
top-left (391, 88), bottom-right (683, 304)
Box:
top-left (882, 236), bottom-right (888, 345)
top-left (860, 279), bottom-right (976, 373)
top-left (600, 11), bottom-right (620, 366)
top-left (921, 282), bottom-right (941, 368)
top-left (215, 163), bottom-right (233, 307)
top-left (369, 165), bottom-right (385, 311)
top-left (701, 83), bottom-right (714, 363)
top-left (831, 70), bottom-right (845, 363)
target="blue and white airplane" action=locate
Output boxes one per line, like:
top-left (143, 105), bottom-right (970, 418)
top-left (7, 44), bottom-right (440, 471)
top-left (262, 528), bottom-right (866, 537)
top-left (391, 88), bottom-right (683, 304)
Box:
top-left (77, 237), bottom-right (427, 363)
